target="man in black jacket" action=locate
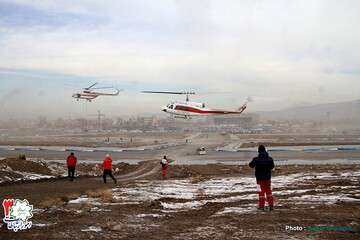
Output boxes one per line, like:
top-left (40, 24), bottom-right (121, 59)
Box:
top-left (249, 145), bottom-right (275, 210)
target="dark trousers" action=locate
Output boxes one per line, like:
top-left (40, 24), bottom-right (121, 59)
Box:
top-left (68, 166), bottom-right (75, 181)
top-left (103, 169), bottom-right (117, 184)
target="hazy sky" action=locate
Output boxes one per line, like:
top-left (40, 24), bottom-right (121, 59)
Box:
top-left (0, 0), bottom-right (359, 119)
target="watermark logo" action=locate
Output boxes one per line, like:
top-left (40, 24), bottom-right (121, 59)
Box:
top-left (285, 225), bottom-right (356, 233)
top-left (2, 199), bottom-right (33, 232)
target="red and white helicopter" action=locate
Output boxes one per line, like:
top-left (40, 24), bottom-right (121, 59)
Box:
top-left (72, 83), bottom-right (121, 102)
top-left (142, 91), bottom-right (248, 119)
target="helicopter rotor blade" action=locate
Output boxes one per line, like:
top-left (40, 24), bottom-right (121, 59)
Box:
top-left (141, 91), bottom-right (196, 95)
top-left (84, 82), bottom-right (98, 90)
top-left (91, 86), bottom-right (117, 90)
top-left (196, 91), bottom-right (231, 95)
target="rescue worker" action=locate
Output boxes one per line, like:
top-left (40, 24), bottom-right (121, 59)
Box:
top-left (160, 156), bottom-right (169, 179)
top-left (102, 154), bottom-right (117, 184)
top-left (249, 145), bottom-right (275, 211)
top-left (66, 152), bottom-right (77, 181)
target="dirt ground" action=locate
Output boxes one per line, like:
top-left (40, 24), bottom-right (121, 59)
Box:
top-left (0, 159), bottom-right (359, 240)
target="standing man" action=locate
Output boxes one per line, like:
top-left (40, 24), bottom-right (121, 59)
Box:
top-left (102, 154), bottom-right (117, 184)
top-left (160, 156), bottom-right (174, 179)
top-left (160, 156), bottom-right (169, 179)
top-left (249, 145), bottom-right (275, 211)
top-left (66, 152), bottom-right (77, 181)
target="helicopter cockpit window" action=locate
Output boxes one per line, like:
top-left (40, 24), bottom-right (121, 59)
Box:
top-left (169, 104), bottom-right (174, 109)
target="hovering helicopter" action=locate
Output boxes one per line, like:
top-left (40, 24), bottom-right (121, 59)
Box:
top-left (72, 83), bottom-right (121, 102)
top-left (142, 91), bottom-right (248, 119)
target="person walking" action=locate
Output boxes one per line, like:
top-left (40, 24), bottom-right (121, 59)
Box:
top-left (66, 152), bottom-right (77, 181)
top-left (249, 145), bottom-right (275, 211)
top-left (102, 154), bottom-right (117, 184)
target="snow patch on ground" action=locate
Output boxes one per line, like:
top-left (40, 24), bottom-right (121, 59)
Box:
top-left (67, 196), bottom-right (103, 206)
top-left (81, 226), bottom-right (102, 232)
top-left (136, 213), bottom-right (162, 218)
top-left (216, 205), bottom-right (256, 215)
top-left (111, 171), bottom-right (360, 212)
top-left (161, 201), bottom-right (205, 210)
top-left (289, 194), bottom-right (360, 204)
top-left (50, 170), bottom-right (360, 215)
top-left (33, 223), bottom-right (56, 227)
top-left (68, 196), bottom-right (92, 204)
top-left (13, 171), bottom-right (54, 181)
top-left (90, 207), bottom-right (111, 212)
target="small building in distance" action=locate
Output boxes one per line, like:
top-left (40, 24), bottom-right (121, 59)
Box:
top-left (213, 114), bottom-right (257, 128)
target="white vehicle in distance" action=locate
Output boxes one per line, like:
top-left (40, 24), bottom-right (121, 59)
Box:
top-left (197, 147), bottom-right (207, 155)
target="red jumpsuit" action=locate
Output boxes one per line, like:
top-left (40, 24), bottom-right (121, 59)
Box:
top-left (257, 180), bottom-right (273, 209)
top-left (161, 160), bottom-right (169, 177)
top-left (67, 155), bottom-right (77, 167)
top-left (102, 156), bottom-right (117, 184)
top-left (102, 157), bottom-right (112, 170)
top-left (67, 154), bottom-right (77, 181)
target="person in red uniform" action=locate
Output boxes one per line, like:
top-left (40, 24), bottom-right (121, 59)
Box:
top-left (249, 145), bottom-right (275, 211)
top-left (66, 152), bottom-right (77, 181)
top-left (102, 154), bottom-right (117, 184)
top-left (160, 156), bottom-right (174, 179)
top-left (160, 156), bottom-right (168, 179)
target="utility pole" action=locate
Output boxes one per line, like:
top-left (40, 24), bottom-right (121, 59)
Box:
top-left (89, 110), bottom-right (105, 131)
top-left (96, 110), bottom-right (105, 130)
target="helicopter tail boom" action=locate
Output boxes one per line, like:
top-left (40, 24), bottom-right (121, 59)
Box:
top-left (237, 102), bottom-right (247, 113)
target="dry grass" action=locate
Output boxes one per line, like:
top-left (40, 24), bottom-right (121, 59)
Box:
top-left (68, 193), bottom-right (81, 200)
top-left (85, 189), bottom-right (105, 198)
top-left (79, 201), bottom-right (92, 212)
top-left (100, 190), bottom-right (113, 202)
top-left (39, 192), bottom-right (82, 209)
top-left (86, 189), bottom-right (113, 203)
top-left (190, 175), bottom-right (209, 184)
top-left (39, 197), bottom-right (66, 209)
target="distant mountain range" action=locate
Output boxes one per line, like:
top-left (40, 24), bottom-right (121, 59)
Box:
top-left (257, 99), bottom-right (360, 122)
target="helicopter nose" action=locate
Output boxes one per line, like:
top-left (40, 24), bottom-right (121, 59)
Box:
top-left (162, 107), bottom-right (167, 112)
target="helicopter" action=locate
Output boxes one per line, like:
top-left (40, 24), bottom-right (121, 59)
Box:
top-left (141, 91), bottom-right (248, 119)
top-left (72, 83), bottom-right (121, 102)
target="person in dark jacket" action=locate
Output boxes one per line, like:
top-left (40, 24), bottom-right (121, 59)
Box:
top-left (102, 154), bottom-right (117, 184)
top-left (67, 152), bottom-right (77, 181)
top-left (249, 145), bottom-right (275, 210)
